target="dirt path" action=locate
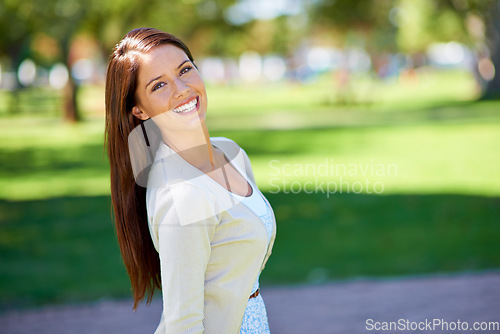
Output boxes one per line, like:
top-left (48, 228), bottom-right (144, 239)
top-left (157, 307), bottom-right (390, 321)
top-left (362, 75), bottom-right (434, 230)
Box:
top-left (1, 271), bottom-right (499, 334)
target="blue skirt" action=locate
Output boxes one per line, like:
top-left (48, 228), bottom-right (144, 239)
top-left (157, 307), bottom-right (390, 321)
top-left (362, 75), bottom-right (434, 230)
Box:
top-left (240, 289), bottom-right (270, 333)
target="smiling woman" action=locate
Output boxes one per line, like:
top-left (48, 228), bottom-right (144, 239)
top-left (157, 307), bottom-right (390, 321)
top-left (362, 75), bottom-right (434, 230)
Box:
top-left (131, 44), bottom-right (208, 133)
top-left (104, 28), bottom-right (276, 334)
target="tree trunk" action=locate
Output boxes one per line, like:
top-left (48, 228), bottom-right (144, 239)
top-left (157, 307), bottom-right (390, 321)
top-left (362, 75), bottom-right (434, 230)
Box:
top-left (484, 0), bottom-right (500, 99)
top-left (63, 76), bottom-right (80, 123)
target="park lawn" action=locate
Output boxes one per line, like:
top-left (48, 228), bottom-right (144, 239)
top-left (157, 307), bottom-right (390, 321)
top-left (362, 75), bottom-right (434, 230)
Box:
top-left (1, 112), bottom-right (499, 200)
top-left (1, 114), bottom-right (499, 310)
top-left (220, 121), bottom-right (500, 197)
top-left (205, 68), bottom-right (479, 116)
top-left (1, 191), bottom-right (499, 311)
top-left (0, 73), bottom-right (499, 310)
top-left (0, 70), bottom-right (496, 200)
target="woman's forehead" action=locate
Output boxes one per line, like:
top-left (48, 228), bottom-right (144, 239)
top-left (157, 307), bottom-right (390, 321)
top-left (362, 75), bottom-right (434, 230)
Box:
top-left (141, 44), bottom-right (189, 66)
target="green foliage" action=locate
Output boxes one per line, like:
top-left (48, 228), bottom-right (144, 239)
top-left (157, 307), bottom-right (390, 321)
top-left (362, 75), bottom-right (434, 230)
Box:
top-left (395, 0), bottom-right (470, 53)
top-left (0, 0), bottom-right (240, 63)
top-left (395, 0), bottom-right (435, 53)
top-left (313, 0), bottom-right (391, 29)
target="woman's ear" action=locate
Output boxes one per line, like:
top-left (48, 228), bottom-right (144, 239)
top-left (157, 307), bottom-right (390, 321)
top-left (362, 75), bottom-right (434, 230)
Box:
top-left (132, 106), bottom-right (150, 120)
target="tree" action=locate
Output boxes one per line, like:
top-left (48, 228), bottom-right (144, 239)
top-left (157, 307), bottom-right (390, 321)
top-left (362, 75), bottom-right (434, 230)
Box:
top-left (1, 0), bottom-right (238, 122)
top-left (309, 0), bottom-right (397, 52)
top-left (309, 0), bottom-right (500, 98)
top-left (1, 0), bottom-right (90, 121)
top-left (483, 1), bottom-right (500, 98)
top-left (436, 0), bottom-right (500, 98)
top-left (396, 0), bottom-right (500, 98)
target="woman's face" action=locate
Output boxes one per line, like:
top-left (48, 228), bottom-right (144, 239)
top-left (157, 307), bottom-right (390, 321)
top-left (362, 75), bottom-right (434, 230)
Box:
top-left (133, 44), bottom-right (207, 132)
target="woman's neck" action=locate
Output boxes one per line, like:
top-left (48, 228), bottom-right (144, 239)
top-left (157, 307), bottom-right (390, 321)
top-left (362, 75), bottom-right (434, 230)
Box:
top-left (161, 120), bottom-right (216, 171)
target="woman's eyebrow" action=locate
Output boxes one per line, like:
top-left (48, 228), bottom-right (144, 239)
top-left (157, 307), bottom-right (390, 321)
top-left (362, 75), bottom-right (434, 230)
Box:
top-left (145, 60), bottom-right (191, 89)
top-left (177, 60), bottom-right (190, 69)
top-left (146, 75), bottom-right (163, 89)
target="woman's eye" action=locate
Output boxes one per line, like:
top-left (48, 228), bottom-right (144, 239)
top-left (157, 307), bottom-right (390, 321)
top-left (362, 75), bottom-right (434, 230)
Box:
top-left (152, 82), bottom-right (165, 92)
top-left (180, 66), bottom-right (193, 75)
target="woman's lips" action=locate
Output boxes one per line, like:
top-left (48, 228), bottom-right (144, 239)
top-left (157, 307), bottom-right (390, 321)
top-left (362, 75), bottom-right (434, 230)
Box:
top-left (172, 96), bottom-right (199, 114)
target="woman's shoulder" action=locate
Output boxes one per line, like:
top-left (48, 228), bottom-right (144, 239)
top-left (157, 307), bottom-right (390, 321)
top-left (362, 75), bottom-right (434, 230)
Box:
top-left (147, 176), bottom-right (218, 225)
top-left (147, 163), bottom-right (212, 197)
top-left (210, 136), bottom-right (246, 159)
top-left (211, 136), bottom-right (255, 182)
top-left (210, 136), bottom-right (239, 147)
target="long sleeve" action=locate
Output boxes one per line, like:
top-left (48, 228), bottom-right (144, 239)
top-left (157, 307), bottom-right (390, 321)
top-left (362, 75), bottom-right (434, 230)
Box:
top-left (152, 182), bottom-right (219, 334)
top-left (147, 138), bottom-right (274, 334)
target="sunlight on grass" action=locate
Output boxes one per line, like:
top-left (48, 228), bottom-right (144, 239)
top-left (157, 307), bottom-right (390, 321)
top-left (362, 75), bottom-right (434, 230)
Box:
top-left (0, 70), bottom-right (498, 200)
top-left (206, 69), bottom-right (479, 116)
top-left (0, 117), bottom-right (498, 200)
top-left (247, 122), bottom-right (500, 197)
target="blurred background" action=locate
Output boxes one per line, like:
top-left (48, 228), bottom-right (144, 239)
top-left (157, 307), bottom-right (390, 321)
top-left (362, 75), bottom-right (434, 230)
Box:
top-left (0, 0), bottom-right (499, 313)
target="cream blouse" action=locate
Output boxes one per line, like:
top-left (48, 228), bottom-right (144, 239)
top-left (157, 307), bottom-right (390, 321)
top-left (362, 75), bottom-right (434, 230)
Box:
top-left (146, 137), bottom-right (276, 333)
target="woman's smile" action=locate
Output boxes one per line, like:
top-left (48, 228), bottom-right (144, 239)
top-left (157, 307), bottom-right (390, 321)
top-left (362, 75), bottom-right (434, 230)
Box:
top-left (171, 96), bottom-right (199, 114)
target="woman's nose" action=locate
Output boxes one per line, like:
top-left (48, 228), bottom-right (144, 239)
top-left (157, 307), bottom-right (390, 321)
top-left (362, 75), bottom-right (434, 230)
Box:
top-left (173, 78), bottom-right (190, 98)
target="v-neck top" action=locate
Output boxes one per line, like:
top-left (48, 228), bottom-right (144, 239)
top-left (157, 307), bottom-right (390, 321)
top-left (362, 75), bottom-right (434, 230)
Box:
top-left (145, 137), bottom-right (276, 334)
top-left (230, 175), bottom-right (273, 244)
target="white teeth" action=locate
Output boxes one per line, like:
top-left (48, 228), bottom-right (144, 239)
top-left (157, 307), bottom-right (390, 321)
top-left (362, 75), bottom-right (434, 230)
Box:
top-left (173, 98), bottom-right (197, 114)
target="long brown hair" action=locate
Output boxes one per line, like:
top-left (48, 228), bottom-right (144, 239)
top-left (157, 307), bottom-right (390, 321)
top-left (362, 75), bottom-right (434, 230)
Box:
top-left (104, 27), bottom-right (194, 310)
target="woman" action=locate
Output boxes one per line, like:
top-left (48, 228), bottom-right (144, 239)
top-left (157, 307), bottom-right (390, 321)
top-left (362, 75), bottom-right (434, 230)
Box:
top-left (105, 27), bottom-right (276, 333)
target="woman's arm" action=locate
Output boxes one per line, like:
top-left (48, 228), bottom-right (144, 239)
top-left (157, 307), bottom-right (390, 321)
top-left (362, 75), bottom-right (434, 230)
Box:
top-left (152, 181), bottom-right (218, 333)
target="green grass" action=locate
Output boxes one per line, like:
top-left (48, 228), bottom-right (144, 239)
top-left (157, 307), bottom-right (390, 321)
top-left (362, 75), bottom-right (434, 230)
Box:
top-left (0, 117), bottom-right (109, 200)
top-left (0, 69), bottom-right (499, 310)
top-left (1, 192), bottom-right (499, 310)
top-left (262, 192), bottom-right (500, 284)
top-left (205, 68), bottom-right (479, 116)
top-left (218, 121), bottom-right (500, 197)
top-left (1, 113), bottom-right (499, 200)
top-left (0, 196), bottom-right (129, 310)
